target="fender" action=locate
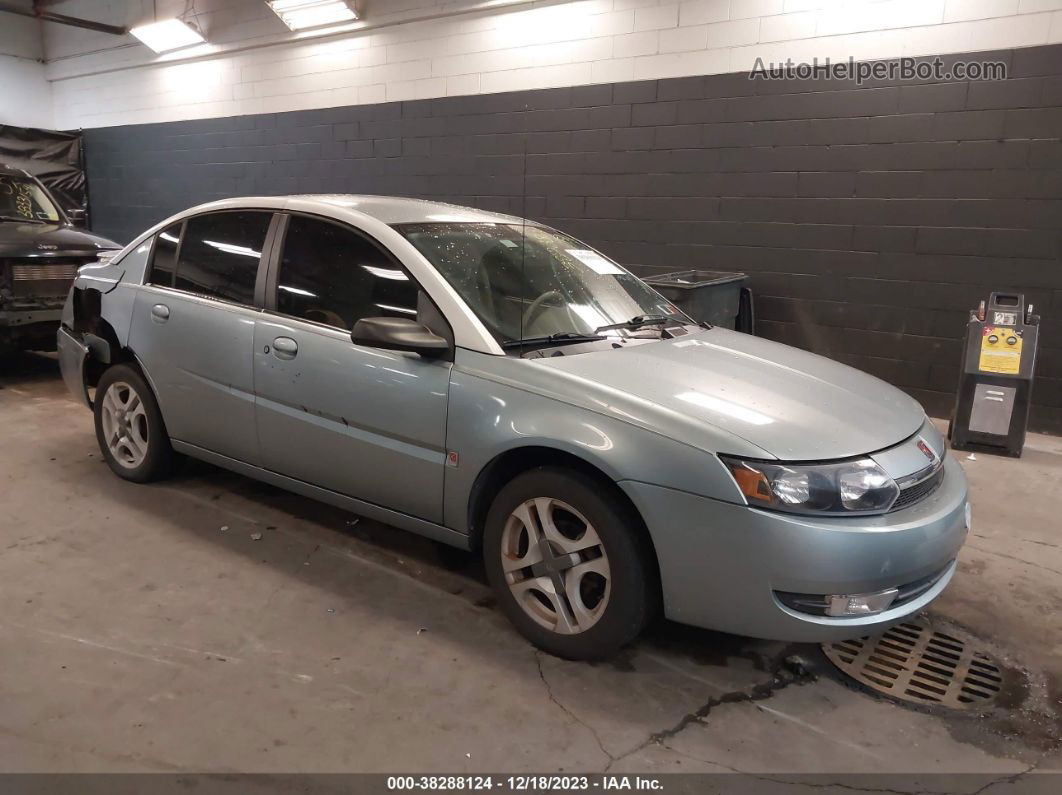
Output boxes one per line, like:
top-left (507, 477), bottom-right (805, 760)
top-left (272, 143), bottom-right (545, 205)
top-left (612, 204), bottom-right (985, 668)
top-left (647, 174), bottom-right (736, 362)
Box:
top-left (443, 350), bottom-right (751, 536)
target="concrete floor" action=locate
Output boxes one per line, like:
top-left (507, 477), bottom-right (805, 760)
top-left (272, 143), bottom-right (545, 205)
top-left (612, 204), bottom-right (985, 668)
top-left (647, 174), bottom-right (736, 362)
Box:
top-left (1, 352), bottom-right (1059, 778)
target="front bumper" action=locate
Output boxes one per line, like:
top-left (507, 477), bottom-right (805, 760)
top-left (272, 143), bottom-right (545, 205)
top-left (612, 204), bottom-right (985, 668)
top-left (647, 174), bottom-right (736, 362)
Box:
top-left (620, 455), bottom-right (969, 641)
top-left (0, 308), bottom-right (64, 350)
top-left (0, 307), bottom-right (64, 328)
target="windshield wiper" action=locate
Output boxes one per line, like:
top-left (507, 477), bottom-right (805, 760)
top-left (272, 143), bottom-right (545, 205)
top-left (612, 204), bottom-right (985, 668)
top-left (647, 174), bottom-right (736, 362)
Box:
top-left (594, 314), bottom-right (670, 334)
top-left (0, 215), bottom-right (45, 224)
top-left (502, 332), bottom-right (606, 349)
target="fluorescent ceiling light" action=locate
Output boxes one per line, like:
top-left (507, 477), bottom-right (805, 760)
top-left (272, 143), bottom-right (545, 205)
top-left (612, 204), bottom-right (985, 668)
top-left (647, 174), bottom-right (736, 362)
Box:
top-left (376, 303), bottom-right (417, 315)
top-left (204, 240), bottom-right (261, 258)
top-left (130, 19), bottom-right (205, 53)
top-left (279, 285), bottom-right (318, 298)
top-left (267, 0), bottom-right (358, 31)
top-left (676, 391), bottom-right (774, 426)
top-left (362, 265), bottom-right (407, 281)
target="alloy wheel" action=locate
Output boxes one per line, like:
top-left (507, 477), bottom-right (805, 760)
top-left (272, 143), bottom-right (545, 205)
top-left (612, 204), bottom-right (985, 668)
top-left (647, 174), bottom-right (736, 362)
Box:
top-left (100, 380), bottom-right (150, 469)
top-left (500, 497), bottom-right (611, 635)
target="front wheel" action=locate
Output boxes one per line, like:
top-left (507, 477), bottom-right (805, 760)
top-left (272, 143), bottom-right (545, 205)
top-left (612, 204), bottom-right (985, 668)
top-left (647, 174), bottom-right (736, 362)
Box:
top-left (94, 363), bottom-right (174, 483)
top-left (483, 467), bottom-right (655, 660)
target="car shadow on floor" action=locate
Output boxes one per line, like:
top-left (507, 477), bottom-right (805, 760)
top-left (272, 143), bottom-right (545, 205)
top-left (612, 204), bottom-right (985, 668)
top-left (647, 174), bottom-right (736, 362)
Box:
top-left (162, 453), bottom-right (815, 677)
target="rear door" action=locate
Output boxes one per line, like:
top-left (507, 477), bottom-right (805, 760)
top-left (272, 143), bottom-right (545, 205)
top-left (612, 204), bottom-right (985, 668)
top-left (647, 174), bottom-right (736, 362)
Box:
top-left (252, 213), bottom-right (452, 522)
top-left (130, 210), bottom-right (275, 465)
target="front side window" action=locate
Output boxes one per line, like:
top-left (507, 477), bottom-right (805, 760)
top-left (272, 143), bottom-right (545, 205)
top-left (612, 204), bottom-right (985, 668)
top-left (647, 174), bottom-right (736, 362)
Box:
top-left (173, 211), bottom-right (271, 305)
top-left (396, 223), bottom-right (683, 345)
top-left (0, 174), bottom-right (61, 223)
top-left (276, 215), bottom-right (418, 331)
top-left (147, 221), bottom-right (182, 286)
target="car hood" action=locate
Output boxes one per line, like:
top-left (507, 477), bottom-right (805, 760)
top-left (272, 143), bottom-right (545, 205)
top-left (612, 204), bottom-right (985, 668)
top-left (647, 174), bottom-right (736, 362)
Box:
top-left (0, 221), bottom-right (120, 258)
top-left (534, 327), bottom-right (926, 460)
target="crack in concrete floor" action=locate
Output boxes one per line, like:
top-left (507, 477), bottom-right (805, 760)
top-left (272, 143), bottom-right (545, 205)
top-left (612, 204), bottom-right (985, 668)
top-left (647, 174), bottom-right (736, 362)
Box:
top-left (603, 655), bottom-right (816, 772)
top-left (535, 650), bottom-right (616, 767)
top-left (655, 745), bottom-right (1042, 795)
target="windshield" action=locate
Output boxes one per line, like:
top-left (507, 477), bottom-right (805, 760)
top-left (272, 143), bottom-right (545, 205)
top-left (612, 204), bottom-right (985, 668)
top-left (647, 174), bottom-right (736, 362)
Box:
top-left (0, 175), bottom-right (61, 222)
top-left (396, 222), bottom-right (686, 345)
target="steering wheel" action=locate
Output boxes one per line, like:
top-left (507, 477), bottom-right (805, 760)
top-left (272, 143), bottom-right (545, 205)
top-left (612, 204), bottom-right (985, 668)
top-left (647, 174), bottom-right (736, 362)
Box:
top-left (522, 289), bottom-right (582, 336)
top-left (522, 290), bottom-right (562, 331)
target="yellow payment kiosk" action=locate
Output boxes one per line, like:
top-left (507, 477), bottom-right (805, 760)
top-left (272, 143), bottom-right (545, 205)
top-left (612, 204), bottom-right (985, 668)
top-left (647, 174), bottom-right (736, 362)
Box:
top-left (950, 293), bottom-right (1039, 457)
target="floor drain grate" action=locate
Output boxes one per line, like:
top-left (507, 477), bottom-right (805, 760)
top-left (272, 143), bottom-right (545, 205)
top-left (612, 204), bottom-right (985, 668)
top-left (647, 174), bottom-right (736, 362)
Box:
top-left (822, 617), bottom-right (1004, 708)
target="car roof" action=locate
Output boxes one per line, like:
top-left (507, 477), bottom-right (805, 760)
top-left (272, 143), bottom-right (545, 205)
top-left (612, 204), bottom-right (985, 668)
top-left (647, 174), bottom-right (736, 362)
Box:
top-left (0, 164), bottom-right (30, 178)
top-left (286, 194), bottom-right (528, 226)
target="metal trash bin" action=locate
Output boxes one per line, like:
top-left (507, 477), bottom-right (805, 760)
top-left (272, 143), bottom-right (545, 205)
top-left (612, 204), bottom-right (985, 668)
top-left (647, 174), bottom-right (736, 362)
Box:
top-left (643, 270), bottom-right (751, 331)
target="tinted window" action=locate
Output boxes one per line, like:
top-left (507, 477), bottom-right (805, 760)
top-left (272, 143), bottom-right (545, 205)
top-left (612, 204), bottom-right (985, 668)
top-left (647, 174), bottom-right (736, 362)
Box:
top-left (276, 215), bottom-right (418, 330)
top-left (173, 211), bottom-right (271, 305)
top-left (148, 221), bottom-right (182, 286)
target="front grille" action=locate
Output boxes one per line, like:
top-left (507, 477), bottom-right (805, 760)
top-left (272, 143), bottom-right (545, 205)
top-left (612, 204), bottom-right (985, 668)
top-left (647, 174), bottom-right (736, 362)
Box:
top-left (12, 263), bottom-right (79, 281)
top-left (891, 465), bottom-right (945, 511)
top-left (775, 561), bottom-right (953, 617)
top-left (3, 258), bottom-right (85, 298)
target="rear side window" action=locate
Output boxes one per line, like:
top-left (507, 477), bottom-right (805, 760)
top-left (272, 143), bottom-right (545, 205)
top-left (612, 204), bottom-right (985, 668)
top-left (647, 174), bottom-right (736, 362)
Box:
top-left (276, 215), bottom-right (418, 330)
top-left (147, 221), bottom-right (182, 286)
top-left (173, 211), bottom-right (271, 305)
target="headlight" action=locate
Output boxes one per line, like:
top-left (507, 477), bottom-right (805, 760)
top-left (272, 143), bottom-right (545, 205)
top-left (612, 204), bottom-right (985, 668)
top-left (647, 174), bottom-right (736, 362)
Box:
top-left (720, 456), bottom-right (900, 515)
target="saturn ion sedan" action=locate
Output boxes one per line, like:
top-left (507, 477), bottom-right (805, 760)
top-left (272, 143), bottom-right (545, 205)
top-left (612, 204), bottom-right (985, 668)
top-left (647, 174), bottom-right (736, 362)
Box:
top-left (58, 196), bottom-right (970, 660)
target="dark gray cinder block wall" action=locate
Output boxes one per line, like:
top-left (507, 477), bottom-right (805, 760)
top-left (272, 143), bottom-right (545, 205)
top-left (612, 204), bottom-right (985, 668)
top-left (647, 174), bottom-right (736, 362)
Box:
top-left (84, 44), bottom-right (1062, 433)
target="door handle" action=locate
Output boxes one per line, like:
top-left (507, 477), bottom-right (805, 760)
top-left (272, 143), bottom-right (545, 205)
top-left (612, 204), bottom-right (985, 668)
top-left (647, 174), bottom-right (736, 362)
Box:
top-left (151, 303), bottom-right (170, 323)
top-left (272, 336), bottom-right (298, 359)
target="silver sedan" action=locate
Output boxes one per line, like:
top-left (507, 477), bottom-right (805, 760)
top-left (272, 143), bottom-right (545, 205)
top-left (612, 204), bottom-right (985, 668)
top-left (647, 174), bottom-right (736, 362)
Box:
top-left (58, 195), bottom-right (970, 660)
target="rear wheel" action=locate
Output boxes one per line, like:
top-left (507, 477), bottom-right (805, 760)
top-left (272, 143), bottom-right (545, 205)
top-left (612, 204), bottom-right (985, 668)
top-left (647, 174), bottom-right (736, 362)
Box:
top-left (94, 363), bottom-right (174, 483)
top-left (483, 467), bottom-right (654, 660)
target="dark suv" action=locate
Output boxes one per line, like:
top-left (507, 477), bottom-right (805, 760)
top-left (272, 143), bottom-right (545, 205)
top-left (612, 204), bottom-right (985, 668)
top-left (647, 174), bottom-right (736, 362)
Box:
top-left (1, 165), bottom-right (120, 353)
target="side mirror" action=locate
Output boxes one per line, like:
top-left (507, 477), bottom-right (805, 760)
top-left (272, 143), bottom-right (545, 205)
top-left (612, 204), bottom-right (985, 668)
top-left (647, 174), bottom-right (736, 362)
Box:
top-left (351, 316), bottom-right (450, 358)
top-left (67, 208), bottom-right (87, 226)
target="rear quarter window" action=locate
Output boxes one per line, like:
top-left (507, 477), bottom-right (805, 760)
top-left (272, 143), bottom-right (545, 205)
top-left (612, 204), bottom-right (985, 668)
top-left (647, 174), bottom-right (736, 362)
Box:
top-left (173, 211), bottom-right (271, 305)
top-left (147, 221), bottom-right (182, 287)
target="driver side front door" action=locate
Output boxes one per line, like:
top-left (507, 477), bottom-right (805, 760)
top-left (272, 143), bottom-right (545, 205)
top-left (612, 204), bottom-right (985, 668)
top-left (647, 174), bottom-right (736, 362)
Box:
top-left (252, 214), bottom-right (452, 523)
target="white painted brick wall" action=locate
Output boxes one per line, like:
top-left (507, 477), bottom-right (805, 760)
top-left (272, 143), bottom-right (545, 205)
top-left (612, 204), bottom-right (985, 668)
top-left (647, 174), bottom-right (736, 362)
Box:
top-left (34, 0), bottom-right (1062, 129)
top-left (0, 57), bottom-right (55, 129)
top-left (0, 1), bottom-right (54, 128)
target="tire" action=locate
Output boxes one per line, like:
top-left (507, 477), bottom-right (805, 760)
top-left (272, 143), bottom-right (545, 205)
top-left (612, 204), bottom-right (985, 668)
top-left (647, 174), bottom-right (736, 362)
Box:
top-left (93, 363), bottom-right (174, 483)
top-left (483, 466), bottom-right (656, 660)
